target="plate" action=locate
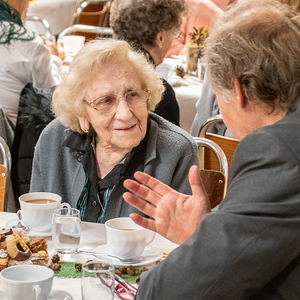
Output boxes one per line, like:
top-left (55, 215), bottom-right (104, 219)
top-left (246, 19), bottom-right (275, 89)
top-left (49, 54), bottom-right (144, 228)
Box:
top-left (0, 289), bottom-right (74, 300)
top-left (5, 219), bottom-right (52, 237)
top-left (92, 244), bottom-right (163, 267)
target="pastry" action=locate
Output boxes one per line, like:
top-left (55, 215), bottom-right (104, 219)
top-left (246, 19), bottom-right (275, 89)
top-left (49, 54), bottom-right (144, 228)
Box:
top-left (6, 233), bottom-right (31, 261)
top-left (0, 249), bottom-right (8, 270)
top-left (31, 250), bottom-right (49, 266)
top-left (27, 236), bottom-right (47, 253)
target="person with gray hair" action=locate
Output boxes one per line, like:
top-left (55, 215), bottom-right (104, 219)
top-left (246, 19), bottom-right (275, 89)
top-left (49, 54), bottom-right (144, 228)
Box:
top-left (30, 39), bottom-right (198, 223)
top-left (123, 0), bottom-right (300, 298)
top-left (110, 0), bottom-right (188, 126)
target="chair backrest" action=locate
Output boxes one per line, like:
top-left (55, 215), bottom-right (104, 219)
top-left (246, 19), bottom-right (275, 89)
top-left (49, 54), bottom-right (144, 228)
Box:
top-left (72, 0), bottom-right (112, 39)
top-left (57, 24), bottom-right (113, 46)
top-left (23, 15), bottom-right (52, 35)
top-left (0, 136), bottom-right (11, 212)
top-left (194, 137), bottom-right (228, 208)
top-left (199, 114), bottom-right (239, 172)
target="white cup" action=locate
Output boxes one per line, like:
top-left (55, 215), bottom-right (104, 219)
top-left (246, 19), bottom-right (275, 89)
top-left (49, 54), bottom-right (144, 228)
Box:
top-left (18, 192), bottom-right (70, 233)
top-left (62, 35), bottom-right (85, 57)
top-left (105, 217), bottom-right (155, 261)
top-left (0, 265), bottom-right (54, 300)
top-left (156, 62), bottom-right (173, 80)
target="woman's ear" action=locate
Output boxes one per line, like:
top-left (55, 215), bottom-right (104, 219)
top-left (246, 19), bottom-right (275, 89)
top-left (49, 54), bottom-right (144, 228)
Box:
top-left (234, 79), bottom-right (247, 109)
top-left (78, 117), bottom-right (90, 133)
top-left (156, 32), bottom-right (164, 49)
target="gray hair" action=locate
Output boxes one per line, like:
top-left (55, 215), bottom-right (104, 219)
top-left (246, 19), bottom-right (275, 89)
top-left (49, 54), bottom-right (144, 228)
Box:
top-left (204, 0), bottom-right (300, 112)
top-left (52, 39), bottom-right (164, 133)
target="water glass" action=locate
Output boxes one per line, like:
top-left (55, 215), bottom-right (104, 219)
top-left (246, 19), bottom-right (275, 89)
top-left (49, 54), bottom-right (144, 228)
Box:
top-left (52, 208), bottom-right (81, 254)
top-left (81, 261), bottom-right (115, 300)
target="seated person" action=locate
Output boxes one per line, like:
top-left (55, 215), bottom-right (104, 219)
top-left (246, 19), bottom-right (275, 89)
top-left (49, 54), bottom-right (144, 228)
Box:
top-left (190, 0), bottom-right (300, 137)
top-left (166, 0), bottom-right (233, 57)
top-left (30, 39), bottom-right (198, 223)
top-left (123, 0), bottom-right (300, 298)
top-left (0, 0), bottom-right (62, 126)
top-left (110, 0), bottom-right (188, 126)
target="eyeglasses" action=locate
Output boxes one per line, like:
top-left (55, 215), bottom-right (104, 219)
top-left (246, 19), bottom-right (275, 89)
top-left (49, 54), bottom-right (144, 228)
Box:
top-left (83, 89), bottom-right (150, 114)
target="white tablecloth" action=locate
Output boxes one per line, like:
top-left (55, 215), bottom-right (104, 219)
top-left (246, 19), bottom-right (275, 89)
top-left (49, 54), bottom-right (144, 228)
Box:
top-left (159, 58), bottom-right (202, 133)
top-left (0, 212), bottom-right (177, 300)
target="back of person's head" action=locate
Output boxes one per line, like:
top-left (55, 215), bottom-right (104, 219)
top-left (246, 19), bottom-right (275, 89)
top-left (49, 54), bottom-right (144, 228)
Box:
top-left (280, 0), bottom-right (300, 13)
top-left (111, 0), bottom-right (187, 49)
top-left (52, 39), bottom-right (163, 133)
top-left (205, 0), bottom-right (300, 113)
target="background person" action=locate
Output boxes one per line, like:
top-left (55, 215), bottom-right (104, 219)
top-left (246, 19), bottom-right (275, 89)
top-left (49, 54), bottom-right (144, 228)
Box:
top-left (123, 0), bottom-right (300, 298)
top-left (111, 0), bottom-right (188, 126)
top-left (0, 0), bottom-right (61, 126)
top-left (30, 39), bottom-right (198, 223)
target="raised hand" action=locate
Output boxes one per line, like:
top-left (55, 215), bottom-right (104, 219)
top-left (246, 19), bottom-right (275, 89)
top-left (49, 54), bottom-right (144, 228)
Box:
top-left (123, 165), bottom-right (211, 245)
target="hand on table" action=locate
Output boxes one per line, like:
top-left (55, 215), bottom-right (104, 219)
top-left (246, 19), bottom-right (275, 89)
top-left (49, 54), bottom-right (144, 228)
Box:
top-left (44, 40), bottom-right (59, 57)
top-left (123, 165), bottom-right (211, 245)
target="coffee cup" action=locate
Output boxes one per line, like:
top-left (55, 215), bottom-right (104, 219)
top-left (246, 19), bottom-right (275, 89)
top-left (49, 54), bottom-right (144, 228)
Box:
top-left (0, 265), bottom-right (54, 300)
top-left (156, 62), bottom-right (173, 80)
top-left (18, 192), bottom-right (70, 233)
top-left (61, 35), bottom-right (85, 57)
top-left (105, 217), bottom-right (155, 261)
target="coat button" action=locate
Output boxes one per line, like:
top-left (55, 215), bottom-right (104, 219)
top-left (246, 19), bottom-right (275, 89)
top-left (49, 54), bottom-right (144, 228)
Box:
top-left (92, 201), bottom-right (97, 207)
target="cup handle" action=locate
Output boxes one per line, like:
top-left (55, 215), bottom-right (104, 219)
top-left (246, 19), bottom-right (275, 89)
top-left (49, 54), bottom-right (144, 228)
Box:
top-left (60, 202), bottom-right (71, 209)
top-left (33, 285), bottom-right (42, 300)
top-left (146, 230), bottom-right (155, 246)
top-left (16, 210), bottom-right (22, 221)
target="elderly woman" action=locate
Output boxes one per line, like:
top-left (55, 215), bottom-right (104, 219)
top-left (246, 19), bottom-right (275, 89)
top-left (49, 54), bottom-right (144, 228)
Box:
top-left (110, 0), bottom-right (188, 126)
top-left (0, 0), bottom-right (61, 126)
top-left (30, 39), bottom-right (198, 223)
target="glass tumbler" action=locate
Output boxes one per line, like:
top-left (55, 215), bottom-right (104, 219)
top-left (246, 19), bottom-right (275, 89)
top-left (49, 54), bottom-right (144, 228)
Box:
top-left (52, 208), bottom-right (81, 254)
top-left (81, 261), bottom-right (115, 300)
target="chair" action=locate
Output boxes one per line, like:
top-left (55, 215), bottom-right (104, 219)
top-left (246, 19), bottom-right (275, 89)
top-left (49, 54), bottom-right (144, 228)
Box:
top-left (199, 114), bottom-right (239, 173)
top-left (194, 137), bottom-right (228, 208)
top-left (0, 136), bottom-right (11, 212)
top-left (72, 0), bottom-right (112, 39)
top-left (23, 15), bottom-right (52, 35)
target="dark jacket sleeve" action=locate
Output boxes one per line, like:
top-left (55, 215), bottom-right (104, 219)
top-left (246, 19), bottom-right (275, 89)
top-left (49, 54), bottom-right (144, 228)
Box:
top-left (135, 130), bottom-right (300, 300)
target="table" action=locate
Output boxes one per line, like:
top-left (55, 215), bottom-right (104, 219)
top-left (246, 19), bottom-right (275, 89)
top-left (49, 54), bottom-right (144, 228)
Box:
top-left (0, 212), bottom-right (178, 300)
top-left (158, 58), bottom-right (203, 133)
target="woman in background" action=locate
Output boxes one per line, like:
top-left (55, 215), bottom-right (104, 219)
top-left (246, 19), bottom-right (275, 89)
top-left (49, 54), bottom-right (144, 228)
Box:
top-left (0, 0), bottom-right (61, 126)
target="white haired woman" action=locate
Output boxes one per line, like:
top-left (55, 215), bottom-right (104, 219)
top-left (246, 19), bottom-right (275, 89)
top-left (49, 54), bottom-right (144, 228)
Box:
top-left (30, 39), bottom-right (198, 223)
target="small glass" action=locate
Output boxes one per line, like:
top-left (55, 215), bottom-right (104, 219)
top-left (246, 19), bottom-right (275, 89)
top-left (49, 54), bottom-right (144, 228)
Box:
top-left (81, 261), bottom-right (115, 300)
top-left (186, 41), bottom-right (203, 74)
top-left (52, 208), bottom-right (81, 254)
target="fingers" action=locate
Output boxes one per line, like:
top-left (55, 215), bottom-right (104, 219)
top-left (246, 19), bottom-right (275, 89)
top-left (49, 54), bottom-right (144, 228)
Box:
top-left (133, 172), bottom-right (175, 196)
top-left (123, 192), bottom-right (157, 218)
top-left (129, 213), bottom-right (157, 232)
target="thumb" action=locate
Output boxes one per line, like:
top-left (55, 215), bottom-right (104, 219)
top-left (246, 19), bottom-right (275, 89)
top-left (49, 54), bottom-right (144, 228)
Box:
top-left (188, 165), bottom-right (207, 199)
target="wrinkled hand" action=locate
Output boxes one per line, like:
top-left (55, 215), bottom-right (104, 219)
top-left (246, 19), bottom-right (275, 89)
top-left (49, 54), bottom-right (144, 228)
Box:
top-left (123, 165), bottom-right (211, 245)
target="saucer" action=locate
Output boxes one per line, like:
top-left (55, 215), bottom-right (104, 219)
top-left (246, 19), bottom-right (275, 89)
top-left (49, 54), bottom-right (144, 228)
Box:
top-left (92, 244), bottom-right (163, 267)
top-left (5, 219), bottom-right (52, 237)
top-left (0, 289), bottom-right (74, 300)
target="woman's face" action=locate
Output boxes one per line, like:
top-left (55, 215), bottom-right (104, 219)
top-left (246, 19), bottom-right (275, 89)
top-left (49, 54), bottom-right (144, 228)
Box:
top-left (82, 61), bottom-right (148, 152)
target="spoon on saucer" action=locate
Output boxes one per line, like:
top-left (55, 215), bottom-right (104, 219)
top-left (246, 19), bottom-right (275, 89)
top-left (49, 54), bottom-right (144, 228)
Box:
top-left (12, 211), bottom-right (28, 231)
top-left (76, 250), bottom-right (141, 264)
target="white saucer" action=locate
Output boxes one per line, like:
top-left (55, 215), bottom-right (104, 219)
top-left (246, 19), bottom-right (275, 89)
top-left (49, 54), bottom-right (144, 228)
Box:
top-left (0, 289), bottom-right (73, 300)
top-left (92, 244), bottom-right (163, 267)
top-left (5, 219), bottom-right (52, 237)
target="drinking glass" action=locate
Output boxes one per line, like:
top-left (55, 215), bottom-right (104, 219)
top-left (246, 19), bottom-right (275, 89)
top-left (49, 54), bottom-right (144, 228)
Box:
top-left (81, 261), bottom-right (115, 300)
top-left (52, 208), bottom-right (81, 254)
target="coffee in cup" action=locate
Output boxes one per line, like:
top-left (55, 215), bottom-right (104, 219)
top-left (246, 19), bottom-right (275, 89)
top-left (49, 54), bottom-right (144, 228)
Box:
top-left (105, 217), bottom-right (155, 261)
top-left (0, 265), bottom-right (54, 300)
top-left (18, 192), bottom-right (70, 233)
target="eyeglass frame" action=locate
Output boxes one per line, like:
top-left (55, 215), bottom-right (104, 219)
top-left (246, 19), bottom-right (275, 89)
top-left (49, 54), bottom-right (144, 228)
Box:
top-left (82, 89), bottom-right (151, 113)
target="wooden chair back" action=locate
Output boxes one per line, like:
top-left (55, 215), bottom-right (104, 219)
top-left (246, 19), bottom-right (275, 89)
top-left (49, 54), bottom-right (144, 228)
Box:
top-left (198, 115), bottom-right (239, 173)
top-left (194, 137), bottom-right (228, 208)
top-left (72, 0), bottom-right (111, 40)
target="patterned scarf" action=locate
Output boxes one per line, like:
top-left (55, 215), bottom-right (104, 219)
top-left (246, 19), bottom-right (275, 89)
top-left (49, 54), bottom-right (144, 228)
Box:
top-left (0, 0), bottom-right (35, 44)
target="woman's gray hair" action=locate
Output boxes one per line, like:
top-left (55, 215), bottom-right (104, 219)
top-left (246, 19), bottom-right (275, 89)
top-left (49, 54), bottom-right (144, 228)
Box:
top-left (111, 0), bottom-right (187, 49)
top-left (52, 39), bottom-right (164, 133)
top-left (204, 0), bottom-right (300, 112)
